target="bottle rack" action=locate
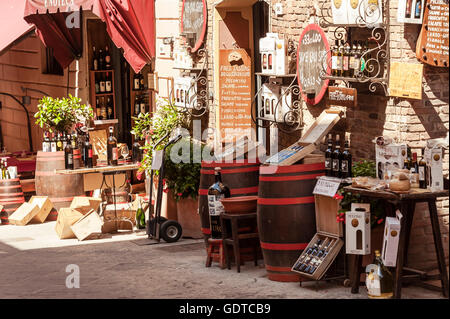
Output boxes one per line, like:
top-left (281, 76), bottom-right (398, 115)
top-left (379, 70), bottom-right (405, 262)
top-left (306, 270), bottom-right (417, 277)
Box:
top-left (251, 39), bottom-right (304, 133)
top-left (169, 48), bottom-right (209, 118)
top-left (318, 0), bottom-right (390, 95)
top-left (89, 70), bottom-right (118, 125)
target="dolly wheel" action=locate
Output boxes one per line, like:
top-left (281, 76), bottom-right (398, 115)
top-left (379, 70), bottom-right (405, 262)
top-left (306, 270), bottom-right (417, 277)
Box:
top-left (161, 220), bottom-right (182, 243)
top-left (148, 217), bottom-right (168, 236)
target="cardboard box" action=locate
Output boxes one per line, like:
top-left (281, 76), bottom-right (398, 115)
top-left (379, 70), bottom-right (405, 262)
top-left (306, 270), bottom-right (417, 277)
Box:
top-left (174, 76), bottom-right (196, 109)
top-left (259, 33), bottom-right (288, 76)
top-left (375, 142), bottom-right (407, 180)
top-left (102, 203), bottom-right (136, 232)
top-left (8, 203), bottom-right (40, 226)
top-left (346, 203), bottom-right (371, 255)
top-left (381, 211), bottom-right (402, 267)
top-left (70, 210), bottom-right (103, 241)
top-left (29, 196), bottom-right (53, 223)
top-left (55, 208), bottom-right (84, 239)
top-left (424, 147), bottom-right (444, 191)
top-left (264, 108), bottom-right (342, 165)
top-left (291, 194), bottom-right (344, 280)
top-left (397, 0), bottom-right (425, 24)
top-left (70, 197), bottom-right (102, 215)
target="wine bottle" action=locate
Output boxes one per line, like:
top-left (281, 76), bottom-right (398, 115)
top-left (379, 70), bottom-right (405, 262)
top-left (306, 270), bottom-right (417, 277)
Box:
top-left (414, 0), bottom-right (422, 19)
top-left (99, 73), bottom-right (106, 93)
top-left (95, 73), bottom-right (100, 94)
top-left (101, 97), bottom-right (107, 120)
top-left (343, 42), bottom-right (351, 77)
top-left (341, 136), bottom-right (352, 179)
top-left (133, 73), bottom-right (140, 91)
top-left (56, 132), bottom-right (63, 151)
top-left (65, 134), bottom-right (74, 170)
top-left (140, 96), bottom-right (146, 114)
top-left (136, 197), bottom-right (146, 229)
top-left (132, 139), bottom-right (142, 163)
top-left (316, 238), bottom-right (331, 258)
top-left (207, 167), bottom-right (231, 239)
top-left (325, 134), bottom-right (333, 177)
top-left (92, 46), bottom-right (98, 71)
top-left (105, 72), bottom-right (112, 93)
top-left (418, 149), bottom-right (427, 189)
top-left (107, 97), bottom-right (114, 119)
top-left (62, 132), bottom-right (67, 150)
top-left (405, 0), bottom-right (412, 18)
top-left (107, 126), bottom-right (118, 166)
top-left (332, 40), bottom-right (339, 76)
top-left (0, 159), bottom-right (5, 180)
top-left (98, 49), bottom-right (104, 70)
top-left (105, 45), bottom-right (111, 69)
top-left (305, 239), bottom-right (322, 255)
top-left (332, 134), bottom-right (341, 178)
top-left (322, 239), bottom-right (335, 258)
top-left (366, 250), bottom-right (394, 299)
top-left (139, 73), bottom-right (145, 90)
top-left (337, 40), bottom-right (344, 76)
top-left (134, 96), bottom-right (140, 116)
top-left (349, 41), bottom-right (359, 78)
top-left (83, 133), bottom-right (93, 168)
top-left (42, 131), bottom-right (51, 152)
top-left (50, 132), bottom-right (57, 153)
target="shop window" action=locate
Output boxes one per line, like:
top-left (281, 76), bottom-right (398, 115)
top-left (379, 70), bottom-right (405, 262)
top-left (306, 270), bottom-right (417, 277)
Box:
top-left (42, 47), bottom-right (64, 76)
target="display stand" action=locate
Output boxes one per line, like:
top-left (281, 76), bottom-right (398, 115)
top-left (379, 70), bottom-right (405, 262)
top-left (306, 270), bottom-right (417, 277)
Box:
top-left (343, 186), bottom-right (449, 299)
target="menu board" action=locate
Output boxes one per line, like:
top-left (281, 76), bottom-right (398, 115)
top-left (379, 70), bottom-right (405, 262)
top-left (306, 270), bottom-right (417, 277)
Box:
top-left (181, 0), bottom-right (207, 52)
top-left (416, 0), bottom-right (449, 67)
top-left (297, 24), bottom-right (331, 105)
top-left (389, 62), bottom-right (424, 100)
top-left (219, 49), bottom-right (252, 143)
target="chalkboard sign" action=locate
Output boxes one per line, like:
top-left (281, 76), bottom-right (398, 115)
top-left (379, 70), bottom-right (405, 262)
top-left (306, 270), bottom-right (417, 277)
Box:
top-left (297, 24), bottom-right (331, 105)
top-left (181, 0), bottom-right (207, 52)
top-left (416, 0), bottom-right (449, 67)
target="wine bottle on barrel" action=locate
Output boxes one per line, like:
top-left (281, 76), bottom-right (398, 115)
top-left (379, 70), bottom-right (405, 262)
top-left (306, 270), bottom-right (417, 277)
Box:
top-left (107, 126), bottom-right (118, 166)
top-left (83, 133), bottom-right (93, 168)
top-left (207, 167), bottom-right (231, 239)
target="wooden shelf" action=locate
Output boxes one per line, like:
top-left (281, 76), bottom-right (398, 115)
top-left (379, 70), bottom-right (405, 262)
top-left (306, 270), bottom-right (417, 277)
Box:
top-left (93, 93), bottom-right (114, 97)
top-left (255, 73), bottom-right (297, 78)
top-left (90, 69), bottom-right (114, 73)
top-left (89, 70), bottom-right (117, 121)
top-left (94, 119), bottom-right (119, 126)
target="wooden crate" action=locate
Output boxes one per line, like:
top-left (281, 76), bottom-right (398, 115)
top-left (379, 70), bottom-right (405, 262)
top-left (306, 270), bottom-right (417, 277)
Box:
top-left (70, 196), bottom-right (102, 215)
top-left (102, 204), bottom-right (136, 232)
top-left (29, 196), bottom-right (53, 223)
top-left (71, 210), bottom-right (103, 241)
top-left (291, 194), bottom-right (344, 280)
top-left (55, 208), bottom-right (83, 239)
top-left (8, 203), bottom-right (40, 226)
top-left (264, 108), bottom-right (342, 166)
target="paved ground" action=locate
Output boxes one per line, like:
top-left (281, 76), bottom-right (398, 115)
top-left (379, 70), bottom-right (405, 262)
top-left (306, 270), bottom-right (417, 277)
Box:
top-left (0, 222), bottom-right (446, 299)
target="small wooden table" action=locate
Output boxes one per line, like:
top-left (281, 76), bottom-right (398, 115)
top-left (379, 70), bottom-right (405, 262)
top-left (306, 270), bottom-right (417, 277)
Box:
top-left (343, 186), bottom-right (449, 299)
top-left (56, 164), bottom-right (140, 230)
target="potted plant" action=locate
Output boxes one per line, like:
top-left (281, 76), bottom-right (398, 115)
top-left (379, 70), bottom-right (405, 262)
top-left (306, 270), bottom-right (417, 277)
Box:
top-left (34, 95), bottom-right (93, 134)
top-left (131, 99), bottom-right (188, 221)
top-left (163, 138), bottom-right (207, 239)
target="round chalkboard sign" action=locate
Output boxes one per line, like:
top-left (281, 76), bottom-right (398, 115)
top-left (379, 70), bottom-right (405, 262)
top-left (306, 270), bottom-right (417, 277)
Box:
top-left (181, 0), bottom-right (207, 52)
top-left (297, 24), bottom-right (331, 105)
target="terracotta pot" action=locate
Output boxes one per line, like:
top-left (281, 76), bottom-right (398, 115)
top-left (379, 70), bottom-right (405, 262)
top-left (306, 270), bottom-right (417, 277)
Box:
top-left (176, 197), bottom-right (203, 239)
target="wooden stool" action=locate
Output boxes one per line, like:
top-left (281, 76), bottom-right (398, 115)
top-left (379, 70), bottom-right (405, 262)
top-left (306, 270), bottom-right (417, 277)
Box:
top-left (221, 212), bottom-right (260, 273)
top-left (205, 238), bottom-right (226, 269)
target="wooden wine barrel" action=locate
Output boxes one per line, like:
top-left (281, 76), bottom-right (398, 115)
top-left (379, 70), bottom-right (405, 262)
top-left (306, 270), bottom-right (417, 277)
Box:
top-left (198, 159), bottom-right (261, 244)
top-left (257, 162), bottom-right (325, 282)
top-left (0, 178), bottom-right (25, 225)
top-left (35, 151), bottom-right (85, 221)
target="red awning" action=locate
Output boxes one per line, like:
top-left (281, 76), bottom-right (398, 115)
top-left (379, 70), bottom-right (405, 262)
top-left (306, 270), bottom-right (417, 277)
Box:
top-left (24, 0), bottom-right (95, 68)
top-left (92, 0), bottom-right (155, 73)
top-left (0, 2), bottom-right (35, 56)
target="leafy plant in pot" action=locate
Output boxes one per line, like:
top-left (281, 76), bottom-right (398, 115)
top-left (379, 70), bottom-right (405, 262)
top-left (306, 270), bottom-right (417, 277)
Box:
top-left (34, 95), bottom-right (93, 135)
top-left (163, 137), bottom-right (209, 239)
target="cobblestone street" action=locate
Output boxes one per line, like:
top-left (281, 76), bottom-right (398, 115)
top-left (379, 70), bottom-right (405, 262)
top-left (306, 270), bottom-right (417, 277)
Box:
top-left (0, 222), bottom-right (445, 299)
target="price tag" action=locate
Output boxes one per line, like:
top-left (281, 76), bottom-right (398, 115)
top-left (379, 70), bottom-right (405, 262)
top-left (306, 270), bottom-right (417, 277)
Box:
top-left (151, 150), bottom-right (163, 170)
top-left (313, 177), bottom-right (341, 197)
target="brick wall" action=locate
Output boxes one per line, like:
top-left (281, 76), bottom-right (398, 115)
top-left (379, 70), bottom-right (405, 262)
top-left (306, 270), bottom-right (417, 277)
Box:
top-left (199, 0), bottom-right (448, 270)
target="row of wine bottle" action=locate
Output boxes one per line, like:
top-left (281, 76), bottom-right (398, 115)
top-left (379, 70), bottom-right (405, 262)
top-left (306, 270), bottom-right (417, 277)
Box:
top-left (92, 46), bottom-right (112, 71)
top-left (0, 158), bottom-right (11, 180)
top-left (134, 95), bottom-right (148, 116)
top-left (95, 96), bottom-right (115, 120)
top-left (331, 40), bottom-right (371, 78)
top-left (405, 0), bottom-right (422, 19)
top-left (402, 148), bottom-right (427, 189)
top-left (94, 72), bottom-right (113, 94)
top-left (292, 238), bottom-right (335, 275)
top-left (325, 134), bottom-right (352, 179)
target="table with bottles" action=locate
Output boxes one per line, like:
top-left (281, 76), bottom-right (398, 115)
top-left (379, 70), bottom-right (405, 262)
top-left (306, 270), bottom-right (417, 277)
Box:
top-left (343, 186), bottom-right (449, 299)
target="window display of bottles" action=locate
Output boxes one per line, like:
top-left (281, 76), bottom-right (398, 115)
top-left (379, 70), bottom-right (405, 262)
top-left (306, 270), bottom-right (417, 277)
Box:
top-left (330, 40), bottom-right (369, 79)
top-left (92, 45), bottom-right (112, 71)
top-left (95, 96), bottom-right (114, 120)
top-left (133, 95), bottom-right (148, 116)
top-left (133, 72), bottom-right (146, 91)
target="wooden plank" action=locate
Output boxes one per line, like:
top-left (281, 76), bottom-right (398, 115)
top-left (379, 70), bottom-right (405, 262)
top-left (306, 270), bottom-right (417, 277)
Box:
top-left (55, 163), bottom-right (139, 175)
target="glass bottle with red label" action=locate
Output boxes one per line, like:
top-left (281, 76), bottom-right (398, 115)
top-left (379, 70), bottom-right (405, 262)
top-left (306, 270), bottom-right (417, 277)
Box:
top-left (107, 126), bottom-right (118, 166)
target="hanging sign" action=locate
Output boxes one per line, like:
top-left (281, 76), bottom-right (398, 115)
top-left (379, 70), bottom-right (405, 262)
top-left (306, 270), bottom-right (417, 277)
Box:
top-left (327, 86), bottom-right (358, 108)
top-left (416, 0), bottom-right (449, 67)
top-left (218, 49), bottom-right (253, 143)
top-left (297, 24), bottom-right (331, 105)
top-left (181, 0), bottom-right (208, 52)
top-left (389, 62), bottom-right (424, 100)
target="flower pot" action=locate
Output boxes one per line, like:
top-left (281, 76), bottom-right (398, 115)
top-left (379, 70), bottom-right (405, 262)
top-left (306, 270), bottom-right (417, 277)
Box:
top-left (176, 197), bottom-right (202, 239)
